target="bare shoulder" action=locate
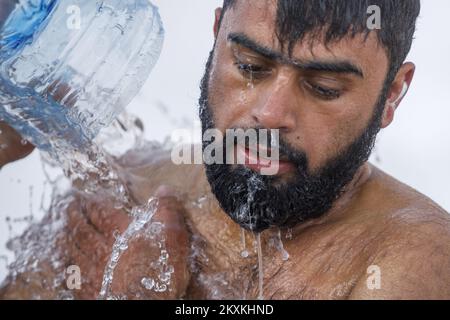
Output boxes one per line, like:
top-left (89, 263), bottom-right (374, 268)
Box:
top-left (350, 166), bottom-right (450, 299)
top-left (117, 144), bottom-right (207, 203)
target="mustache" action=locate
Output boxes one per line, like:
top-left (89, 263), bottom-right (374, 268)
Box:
top-left (218, 128), bottom-right (309, 173)
top-left (276, 139), bottom-right (308, 172)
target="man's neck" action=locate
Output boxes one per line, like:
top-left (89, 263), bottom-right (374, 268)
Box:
top-left (281, 162), bottom-right (373, 238)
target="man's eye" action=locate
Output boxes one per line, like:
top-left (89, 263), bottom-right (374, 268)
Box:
top-left (235, 62), bottom-right (270, 80)
top-left (305, 81), bottom-right (341, 100)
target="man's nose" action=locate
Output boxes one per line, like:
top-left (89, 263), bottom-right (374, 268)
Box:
top-left (251, 74), bottom-right (298, 132)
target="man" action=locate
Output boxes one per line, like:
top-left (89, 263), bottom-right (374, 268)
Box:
top-left (1, 0), bottom-right (450, 299)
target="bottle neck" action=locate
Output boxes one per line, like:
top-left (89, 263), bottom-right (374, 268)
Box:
top-left (0, 0), bottom-right (58, 60)
top-left (0, 0), bottom-right (17, 30)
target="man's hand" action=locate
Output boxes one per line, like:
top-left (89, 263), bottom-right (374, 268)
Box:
top-left (0, 121), bottom-right (35, 168)
top-left (66, 186), bottom-right (191, 300)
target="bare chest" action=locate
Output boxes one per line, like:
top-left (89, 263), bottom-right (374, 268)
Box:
top-left (185, 215), bottom-right (375, 300)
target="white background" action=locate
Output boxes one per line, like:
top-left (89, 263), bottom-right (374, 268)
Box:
top-left (1, 0), bottom-right (449, 281)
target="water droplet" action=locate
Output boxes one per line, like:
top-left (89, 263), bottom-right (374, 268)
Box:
top-left (241, 250), bottom-right (249, 258)
top-left (159, 249), bottom-right (169, 262)
top-left (286, 228), bottom-right (293, 240)
top-left (57, 291), bottom-right (75, 300)
top-left (119, 241), bottom-right (128, 251)
top-left (153, 283), bottom-right (167, 293)
top-left (276, 230), bottom-right (290, 261)
top-left (159, 272), bottom-right (171, 283)
top-left (247, 72), bottom-right (255, 89)
top-left (149, 222), bottom-right (163, 235)
top-left (256, 233), bottom-right (264, 300)
top-left (141, 277), bottom-right (155, 290)
top-left (240, 228), bottom-right (249, 258)
top-left (112, 230), bottom-right (120, 239)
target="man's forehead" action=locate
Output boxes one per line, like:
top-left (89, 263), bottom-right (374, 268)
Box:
top-left (224, 0), bottom-right (278, 45)
top-left (222, 0), bottom-right (388, 74)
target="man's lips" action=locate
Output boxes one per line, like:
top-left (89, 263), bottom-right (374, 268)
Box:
top-left (235, 144), bottom-right (295, 175)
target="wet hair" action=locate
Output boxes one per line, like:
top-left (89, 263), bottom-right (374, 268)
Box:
top-left (221, 0), bottom-right (420, 84)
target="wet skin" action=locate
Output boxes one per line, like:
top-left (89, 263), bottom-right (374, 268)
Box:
top-left (1, 1), bottom-right (450, 299)
top-left (1, 151), bottom-right (450, 300)
top-left (116, 155), bottom-right (450, 300)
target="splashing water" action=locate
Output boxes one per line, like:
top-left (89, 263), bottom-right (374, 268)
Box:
top-left (0, 0), bottom-right (164, 206)
top-left (240, 229), bottom-right (249, 258)
top-left (246, 72), bottom-right (255, 89)
top-left (233, 170), bottom-right (268, 299)
top-left (0, 256), bottom-right (8, 275)
top-left (255, 233), bottom-right (264, 300)
top-left (286, 228), bottom-right (293, 240)
top-left (0, 0), bottom-right (169, 300)
top-left (4, 189), bottom-right (72, 297)
top-left (148, 245), bottom-right (175, 294)
top-left (270, 229), bottom-right (290, 261)
top-left (98, 196), bottom-right (177, 299)
top-left (1, 108), bottom-right (178, 299)
top-left (98, 197), bottom-right (158, 299)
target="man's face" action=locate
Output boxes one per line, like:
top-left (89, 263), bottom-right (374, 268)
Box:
top-left (200, 1), bottom-right (391, 232)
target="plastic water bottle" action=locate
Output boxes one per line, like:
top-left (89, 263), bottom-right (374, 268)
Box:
top-left (0, 0), bottom-right (164, 152)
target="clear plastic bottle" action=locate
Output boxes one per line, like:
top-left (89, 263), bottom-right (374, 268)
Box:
top-left (0, 0), bottom-right (164, 152)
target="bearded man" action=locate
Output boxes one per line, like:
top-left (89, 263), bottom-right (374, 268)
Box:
top-left (1, 0), bottom-right (449, 300)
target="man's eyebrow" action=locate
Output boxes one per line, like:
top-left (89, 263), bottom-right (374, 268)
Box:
top-left (228, 32), bottom-right (284, 61)
top-left (294, 60), bottom-right (364, 78)
top-left (228, 32), bottom-right (364, 78)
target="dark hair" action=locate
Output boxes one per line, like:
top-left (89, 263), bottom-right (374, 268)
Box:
top-left (221, 0), bottom-right (420, 84)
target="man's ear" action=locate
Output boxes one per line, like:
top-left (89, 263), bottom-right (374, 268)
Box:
top-left (213, 8), bottom-right (223, 39)
top-left (381, 62), bottom-right (415, 129)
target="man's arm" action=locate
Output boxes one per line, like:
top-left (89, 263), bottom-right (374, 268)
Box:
top-left (0, 187), bottom-right (191, 300)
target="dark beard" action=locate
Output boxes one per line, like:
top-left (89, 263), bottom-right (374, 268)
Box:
top-left (199, 50), bottom-right (388, 233)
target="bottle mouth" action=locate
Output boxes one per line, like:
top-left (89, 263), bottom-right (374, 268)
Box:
top-left (0, 0), bottom-right (58, 60)
top-left (0, 0), bottom-right (17, 30)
